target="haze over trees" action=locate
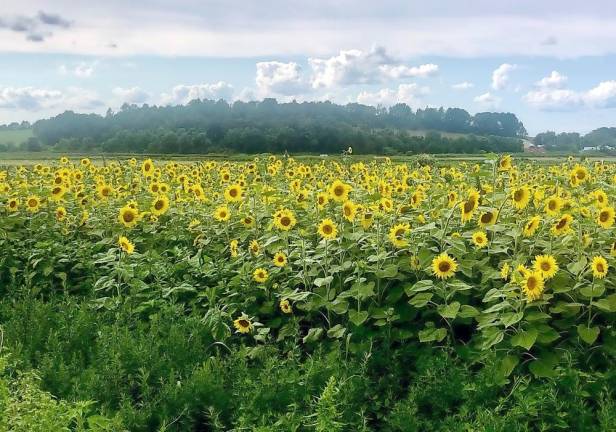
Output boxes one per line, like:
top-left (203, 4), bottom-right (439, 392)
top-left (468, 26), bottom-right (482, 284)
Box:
top-left (22, 99), bottom-right (527, 154)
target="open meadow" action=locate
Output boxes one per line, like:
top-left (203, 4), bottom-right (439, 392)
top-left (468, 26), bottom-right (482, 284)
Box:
top-left (0, 154), bottom-right (615, 431)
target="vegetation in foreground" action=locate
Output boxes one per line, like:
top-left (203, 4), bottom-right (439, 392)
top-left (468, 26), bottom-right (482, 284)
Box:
top-left (0, 154), bottom-right (615, 430)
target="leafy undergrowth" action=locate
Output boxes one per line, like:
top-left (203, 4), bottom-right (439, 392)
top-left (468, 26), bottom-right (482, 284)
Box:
top-left (1, 298), bottom-right (614, 431)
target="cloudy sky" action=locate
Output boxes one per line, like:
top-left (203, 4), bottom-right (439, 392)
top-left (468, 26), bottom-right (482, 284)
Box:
top-left (1, 0), bottom-right (616, 134)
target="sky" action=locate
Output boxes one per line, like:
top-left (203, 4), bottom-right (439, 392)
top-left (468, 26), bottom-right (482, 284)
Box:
top-left (1, 1), bottom-right (616, 135)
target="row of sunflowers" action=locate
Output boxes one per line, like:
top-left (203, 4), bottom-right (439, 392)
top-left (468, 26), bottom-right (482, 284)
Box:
top-left (1, 154), bottom-right (615, 377)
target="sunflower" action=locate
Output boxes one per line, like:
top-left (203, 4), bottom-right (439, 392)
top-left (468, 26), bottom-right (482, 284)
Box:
top-left (224, 184), bottom-right (243, 202)
top-left (279, 299), bottom-right (293, 314)
top-left (55, 206), bottom-right (67, 221)
top-left (552, 213), bottom-right (573, 236)
top-left (249, 239), bottom-right (260, 255)
top-left (472, 231), bottom-right (488, 249)
top-left (317, 192), bottom-right (329, 209)
top-left (213, 205), bottom-right (231, 222)
top-left (360, 210), bottom-right (374, 229)
top-left (498, 155), bottom-right (512, 171)
top-left (342, 201), bottom-right (358, 222)
top-left (230, 239), bottom-right (239, 257)
top-left (511, 186), bottom-right (531, 210)
top-left (96, 184), bottom-right (113, 200)
top-left (523, 216), bottom-right (541, 237)
top-left (521, 272), bottom-right (544, 301)
top-left (432, 253), bottom-right (458, 280)
top-left (544, 196), bottom-right (562, 216)
top-left (388, 223), bottom-right (410, 248)
top-left (611, 241), bottom-right (616, 257)
top-left (253, 267), bottom-right (269, 283)
top-left (7, 197), bottom-right (18, 212)
top-left (233, 314), bottom-right (253, 334)
top-left (447, 191), bottom-right (458, 208)
top-left (273, 251), bottom-right (288, 267)
top-left (318, 218), bottom-right (338, 240)
top-left (594, 189), bottom-right (609, 207)
top-left (241, 215), bottom-right (254, 227)
top-left (500, 262), bottom-right (511, 281)
top-left (513, 264), bottom-right (531, 283)
top-left (118, 236), bottom-right (135, 254)
top-left (26, 195), bottom-right (41, 213)
top-left (149, 195), bottom-right (169, 216)
top-left (460, 189), bottom-right (480, 222)
top-left (533, 255), bottom-right (558, 280)
top-left (597, 206), bottom-right (615, 229)
top-left (50, 185), bottom-right (67, 202)
top-left (591, 256), bottom-right (609, 279)
top-left (141, 159), bottom-right (154, 177)
top-left (572, 164), bottom-right (589, 183)
top-left (478, 210), bottom-right (497, 227)
top-left (118, 205), bottom-right (139, 228)
top-left (328, 180), bottom-right (351, 202)
top-left (273, 209), bottom-right (297, 231)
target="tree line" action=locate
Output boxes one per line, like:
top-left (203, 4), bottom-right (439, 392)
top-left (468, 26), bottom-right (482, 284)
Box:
top-left (533, 128), bottom-right (616, 153)
top-left (4, 99), bottom-right (530, 154)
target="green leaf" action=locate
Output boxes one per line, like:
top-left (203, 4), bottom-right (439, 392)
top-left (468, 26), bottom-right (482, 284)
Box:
top-left (567, 257), bottom-right (587, 275)
top-left (447, 280), bottom-right (472, 291)
top-left (510, 329), bottom-right (538, 350)
top-left (314, 276), bottom-right (334, 287)
top-left (481, 327), bottom-right (504, 349)
top-left (357, 281), bottom-right (376, 300)
top-left (550, 272), bottom-right (575, 293)
top-left (438, 301), bottom-right (460, 319)
top-left (408, 292), bottom-right (433, 308)
top-left (348, 310), bottom-right (369, 326)
top-left (500, 311), bottom-right (523, 328)
top-left (577, 325), bottom-right (600, 345)
top-left (499, 355), bottom-right (519, 378)
top-left (580, 285), bottom-right (605, 298)
top-left (458, 305), bottom-right (480, 318)
top-left (376, 264), bottom-right (399, 278)
top-left (529, 357), bottom-right (558, 378)
top-left (405, 279), bottom-right (433, 295)
top-left (327, 324), bottom-right (346, 339)
top-left (418, 327), bottom-right (447, 343)
top-left (302, 327), bottom-right (323, 344)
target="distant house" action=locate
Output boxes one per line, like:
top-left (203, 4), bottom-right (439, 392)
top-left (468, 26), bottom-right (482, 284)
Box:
top-left (582, 146), bottom-right (600, 152)
top-left (523, 140), bottom-right (545, 153)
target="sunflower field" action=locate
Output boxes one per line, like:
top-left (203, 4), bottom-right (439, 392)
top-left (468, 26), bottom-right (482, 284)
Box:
top-left (0, 154), bottom-right (615, 431)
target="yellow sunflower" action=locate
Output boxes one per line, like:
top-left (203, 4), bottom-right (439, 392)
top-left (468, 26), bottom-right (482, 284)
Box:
top-left (523, 216), bottom-right (541, 237)
top-left (233, 314), bottom-right (253, 334)
top-left (26, 195), bottom-right (41, 213)
top-left (273, 252), bottom-right (288, 267)
top-left (478, 210), bottom-right (497, 227)
top-left (533, 255), bottom-right (558, 280)
top-left (500, 262), bottom-right (511, 281)
top-left (511, 186), bottom-right (531, 210)
top-left (224, 184), bottom-right (243, 202)
top-left (118, 205), bottom-right (139, 228)
top-left (253, 267), bottom-right (269, 283)
top-left (118, 236), bottom-right (135, 254)
top-left (432, 253), bottom-right (458, 280)
top-left (7, 197), bottom-right (19, 212)
top-left (521, 272), bottom-right (544, 301)
top-left (279, 299), bottom-right (293, 314)
top-left (213, 205), bottom-right (231, 222)
top-left (472, 231), bottom-right (488, 249)
top-left (544, 196), bottom-right (562, 216)
top-left (552, 213), bottom-right (574, 236)
top-left (591, 256), bottom-right (609, 279)
top-left (597, 206), bottom-right (615, 229)
top-left (388, 223), bottom-right (411, 248)
top-left (318, 218), bottom-right (338, 240)
top-left (55, 206), bottom-right (67, 221)
top-left (273, 209), bottom-right (297, 231)
top-left (151, 195), bottom-right (170, 216)
top-left (328, 180), bottom-right (351, 202)
top-left (342, 201), bottom-right (358, 222)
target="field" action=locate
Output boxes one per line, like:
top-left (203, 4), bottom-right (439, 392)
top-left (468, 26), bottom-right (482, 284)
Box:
top-left (1, 154), bottom-right (615, 431)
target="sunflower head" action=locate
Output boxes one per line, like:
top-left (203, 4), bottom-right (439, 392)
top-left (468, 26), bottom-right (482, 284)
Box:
top-left (591, 256), bottom-right (609, 279)
top-left (253, 267), bottom-right (269, 283)
top-left (432, 253), bottom-right (458, 280)
top-left (233, 314), bottom-right (253, 334)
top-left (522, 272), bottom-right (545, 301)
top-left (318, 218), bottom-right (338, 240)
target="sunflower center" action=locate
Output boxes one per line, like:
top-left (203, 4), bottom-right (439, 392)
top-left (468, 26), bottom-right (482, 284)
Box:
top-left (323, 224), bottom-right (332, 234)
top-left (600, 211), bottom-right (609, 222)
top-left (596, 263), bottom-right (605, 273)
top-left (541, 262), bottom-right (550, 271)
top-left (28, 199), bottom-right (37, 207)
top-left (155, 200), bottom-right (164, 210)
top-left (123, 212), bottom-right (134, 223)
top-left (334, 186), bottom-right (344, 196)
top-left (438, 261), bottom-right (451, 273)
top-left (556, 218), bottom-right (567, 229)
top-left (280, 216), bottom-right (291, 226)
top-left (514, 190), bottom-right (524, 201)
top-left (527, 277), bottom-right (537, 290)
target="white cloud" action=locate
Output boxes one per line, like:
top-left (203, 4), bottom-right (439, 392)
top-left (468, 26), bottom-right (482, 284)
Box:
top-left (474, 92), bottom-right (501, 108)
top-left (0, 86), bottom-right (62, 110)
top-left (535, 70), bottom-right (568, 89)
top-left (160, 81), bottom-right (234, 105)
top-left (255, 61), bottom-right (309, 96)
top-left (357, 83), bottom-right (429, 106)
top-left (309, 46), bottom-right (438, 88)
top-left (58, 61), bottom-right (97, 78)
top-left (451, 81), bottom-right (474, 90)
top-left (491, 63), bottom-right (517, 90)
top-left (585, 81), bottom-right (616, 108)
top-left (112, 86), bottom-right (149, 104)
top-left (524, 71), bottom-right (616, 111)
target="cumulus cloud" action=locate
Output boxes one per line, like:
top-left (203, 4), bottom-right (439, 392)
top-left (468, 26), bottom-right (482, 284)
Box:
top-left (524, 70), bottom-right (616, 111)
top-left (160, 81), bottom-right (234, 105)
top-left (491, 63), bottom-right (517, 90)
top-left (59, 61), bottom-right (97, 78)
top-left (357, 83), bottom-right (429, 106)
top-left (0, 86), bottom-right (103, 112)
top-left (535, 70), bottom-right (568, 88)
top-left (0, 10), bottom-right (71, 42)
top-left (309, 46), bottom-right (438, 88)
top-left (451, 81), bottom-right (474, 90)
top-left (474, 92), bottom-right (501, 108)
top-left (255, 61), bottom-right (309, 96)
top-left (112, 87), bottom-right (150, 104)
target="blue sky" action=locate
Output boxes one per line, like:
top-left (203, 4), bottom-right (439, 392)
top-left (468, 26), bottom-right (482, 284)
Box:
top-left (1, 1), bottom-right (616, 135)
